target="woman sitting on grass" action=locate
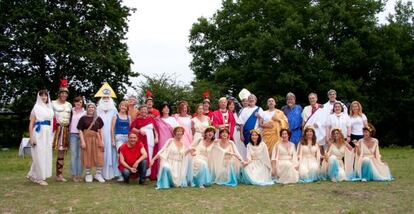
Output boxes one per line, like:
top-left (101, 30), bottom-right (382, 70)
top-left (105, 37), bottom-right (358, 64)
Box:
top-left (297, 126), bottom-right (321, 183)
top-left (354, 124), bottom-right (393, 181)
top-left (187, 126), bottom-right (215, 188)
top-left (210, 128), bottom-right (243, 187)
top-left (323, 128), bottom-right (355, 182)
top-left (240, 129), bottom-right (274, 186)
top-left (271, 128), bottom-right (299, 184)
top-left (151, 126), bottom-right (192, 189)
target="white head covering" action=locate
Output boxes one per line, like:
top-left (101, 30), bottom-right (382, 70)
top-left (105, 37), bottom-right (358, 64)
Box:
top-left (238, 88), bottom-right (251, 101)
top-left (31, 91), bottom-right (54, 120)
top-left (85, 102), bottom-right (99, 124)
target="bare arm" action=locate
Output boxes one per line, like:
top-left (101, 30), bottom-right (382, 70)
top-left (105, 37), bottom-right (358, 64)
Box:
top-left (240, 124), bottom-right (244, 142)
top-left (132, 148), bottom-right (148, 169)
top-left (119, 153), bottom-right (133, 171)
top-left (79, 130), bottom-right (86, 149)
top-left (28, 115), bottom-right (36, 145)
top-left (191, 120), bottom-right (195, 135)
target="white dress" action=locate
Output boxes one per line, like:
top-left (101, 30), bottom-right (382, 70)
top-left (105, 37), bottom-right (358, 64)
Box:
top-left (190, 140), bottom-right (214, 186)
top-left (27, 94), bottom-right (54, 181)
top-left (298, 144), bottom-right (321, 182)
top-left (232, 112), bottom-right (246, 160)
top-left (272, 142), bottom-right (299, 184)
top-left (156, 139), bottom-right (190, 188)
top-left (210, 141), bottom-right (242, 186)
top-left (324, 143), bottom-right (355, 182)
top-left (192, 117), bottom-right (209, 144)
top-left (355, 139), bottom-right (393, 181)
top-left (241, 143), bottom-right (273, 185)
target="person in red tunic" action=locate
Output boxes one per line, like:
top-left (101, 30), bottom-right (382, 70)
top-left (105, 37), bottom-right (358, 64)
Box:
top-left (130, 105), bottom-right (159, 180)
top-left (193, 91), bottom-right (214, 119)
top-left (118, 132), bottom-right (148, 184)
top-left (212, 97), bottom-right (236, 140)
top-left (145, 90), bottom-right (160, 118)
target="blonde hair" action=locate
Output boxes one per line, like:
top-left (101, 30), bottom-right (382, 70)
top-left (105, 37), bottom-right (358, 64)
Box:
top-left (349, 101), bottom-right (363, 117)
top-left (118, 101), bottom-right (129, 111)
top-left (331, 128), bottom-right (345, 147)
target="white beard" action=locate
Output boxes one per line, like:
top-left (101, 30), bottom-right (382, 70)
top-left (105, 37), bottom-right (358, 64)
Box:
top-left (97, 98), bottom-right (116, 112)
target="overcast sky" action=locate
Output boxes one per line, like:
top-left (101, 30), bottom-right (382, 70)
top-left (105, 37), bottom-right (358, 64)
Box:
top-left (123, 0), bottom-right (402, 95)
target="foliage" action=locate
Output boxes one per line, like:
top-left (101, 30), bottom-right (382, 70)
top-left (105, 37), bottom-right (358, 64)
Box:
top-left (189, 0), bottom-right (414, 146)
top-left (135, 73), bottom-right (194, 114)
top-left (0, 0), bottom-right (137, 112)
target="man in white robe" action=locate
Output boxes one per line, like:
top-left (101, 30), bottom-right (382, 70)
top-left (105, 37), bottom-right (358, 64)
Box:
top-left (95, 83), bottom-right (119, 181)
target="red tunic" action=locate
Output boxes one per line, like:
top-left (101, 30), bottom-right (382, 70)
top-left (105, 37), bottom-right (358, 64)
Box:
top-left (118, 142), bottom-right (145, 171)
top-left (130, 116), bottom-right (159, 180)
top-left (148, 108), bottom-right (160, 118)
top-left (212, 110), bottom-right (236, 140)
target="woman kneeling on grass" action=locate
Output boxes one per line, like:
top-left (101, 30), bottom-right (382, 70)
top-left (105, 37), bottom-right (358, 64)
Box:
top-left (151, 126), bottom-right (192, 189)
top-left (77, 103), bottom-right (105, 183)
top-left (354, 124), bottom-right (393, 181)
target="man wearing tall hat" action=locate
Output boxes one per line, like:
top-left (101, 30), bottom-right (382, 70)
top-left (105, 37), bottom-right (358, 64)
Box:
top-left (95, 82), bottom-right (119, 181)
top-left (145, 90), bottom-right (160, 118)
top-left (52, 79), bottom-right (72, 182)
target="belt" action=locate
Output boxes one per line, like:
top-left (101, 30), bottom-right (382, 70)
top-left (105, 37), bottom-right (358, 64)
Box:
top-left (34, 120), bottom-right (51, 133)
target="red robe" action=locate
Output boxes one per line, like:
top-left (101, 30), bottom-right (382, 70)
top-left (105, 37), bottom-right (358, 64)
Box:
top-left (130, 116), bottom-right (159, 180)
top-left (212, 110), bottom-right (236, 140)
top-left (148, 108), bottom-right (160, 118)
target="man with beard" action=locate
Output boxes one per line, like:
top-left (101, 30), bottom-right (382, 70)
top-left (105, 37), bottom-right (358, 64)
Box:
top-left (52, 79), bottom-right (72, 182)
top-left (95, 82), bottom-right (119, 181)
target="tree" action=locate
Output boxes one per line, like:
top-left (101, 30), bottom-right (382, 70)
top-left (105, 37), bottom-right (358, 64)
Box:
top-left (189, 0), bottom-right (414, 146)
top-left (0, 0), bottom-right (137, 112)
top-left (135, 73), bottom-right (194, 114)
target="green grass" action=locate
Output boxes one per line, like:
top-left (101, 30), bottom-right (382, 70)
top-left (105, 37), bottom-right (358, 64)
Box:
top-left (0, 148), bottom-right (413, 213)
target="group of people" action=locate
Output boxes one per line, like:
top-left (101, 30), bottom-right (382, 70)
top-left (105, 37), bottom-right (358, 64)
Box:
top-left (26, 81), bottom-right (393, 188)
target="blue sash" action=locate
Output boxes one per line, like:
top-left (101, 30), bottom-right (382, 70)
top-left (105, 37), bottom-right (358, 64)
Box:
top-left (243, 107), bottom-right (259, 145)
top-left (287, 105), bottom-right (303, 144)
top-left (34, 120), bottom-right (51, 133)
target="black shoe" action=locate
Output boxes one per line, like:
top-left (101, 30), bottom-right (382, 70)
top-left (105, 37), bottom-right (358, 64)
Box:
top-left (139, 181), bottom-right (147, 185)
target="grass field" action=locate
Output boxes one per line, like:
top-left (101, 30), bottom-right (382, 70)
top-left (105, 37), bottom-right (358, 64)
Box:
top-left (0, 148), bottom-right (413, 213)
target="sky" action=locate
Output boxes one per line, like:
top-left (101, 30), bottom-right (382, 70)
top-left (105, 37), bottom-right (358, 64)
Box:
top-left (123, 0), bottom-right (403, 95)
